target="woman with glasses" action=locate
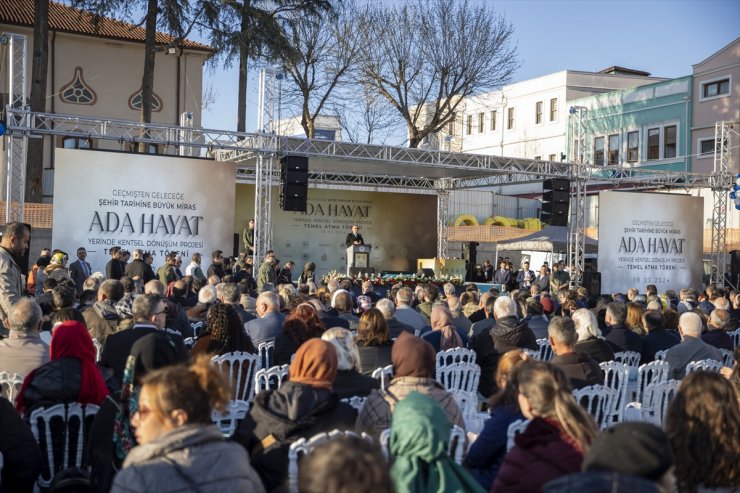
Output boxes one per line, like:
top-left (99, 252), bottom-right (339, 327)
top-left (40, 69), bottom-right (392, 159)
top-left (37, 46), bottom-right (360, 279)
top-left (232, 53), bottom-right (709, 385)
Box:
top-left (110, 355), bottom-right (265, 493)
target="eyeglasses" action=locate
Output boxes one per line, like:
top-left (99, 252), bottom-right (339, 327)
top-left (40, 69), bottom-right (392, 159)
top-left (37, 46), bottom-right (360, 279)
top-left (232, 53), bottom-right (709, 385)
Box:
top-left (154, 309), bottom-right (167, 316)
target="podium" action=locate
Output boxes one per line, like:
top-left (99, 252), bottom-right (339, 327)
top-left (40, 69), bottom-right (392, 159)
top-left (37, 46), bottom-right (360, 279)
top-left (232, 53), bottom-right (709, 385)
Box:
top-left (347, 244), bottom-right (374, 277)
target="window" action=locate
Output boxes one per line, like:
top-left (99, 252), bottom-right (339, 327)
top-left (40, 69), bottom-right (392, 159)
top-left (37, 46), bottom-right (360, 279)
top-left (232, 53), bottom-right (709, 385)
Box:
top-left (549, 153), bottom-right (557, 162)
top-left (608, 134), bottom-right (619, 165)
top-left (466, 115), bottom-right (473, 135)
top-left (594, 137), bottom-right (605, 165)
top-left (62, 136), bottom-right (92, 149)
top-left (128, 142), bottom-right (159, 154)
top-left (647, 128), bottom-right (660, 160)
top-left (478, 112), bottom-right (485, 133)
top-left (700, 139), bottom-right (715, 156)
top-left (627, 131), bottom-right (639, 162)
top-left (549, 98), bottom-right (558, 121)
top-left (535, 101), bottom-right (543, 124)
top-left (490, 110), bottom-right (497, 131)
top-left (701, 77), bottom-right (730, 99)
top-left (507, 108), bottom-right (515, 130)
top-left (664, 125), bottom-right (676, 158)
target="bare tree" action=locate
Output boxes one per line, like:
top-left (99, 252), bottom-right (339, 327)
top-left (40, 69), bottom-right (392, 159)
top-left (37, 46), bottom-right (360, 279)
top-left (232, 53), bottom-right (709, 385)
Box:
top-left (280, 1), bottom-right (362, 139)
top-left (333, 86), bottom-right (402, 145)
top-left (357, 0), bottom-right (518, 148)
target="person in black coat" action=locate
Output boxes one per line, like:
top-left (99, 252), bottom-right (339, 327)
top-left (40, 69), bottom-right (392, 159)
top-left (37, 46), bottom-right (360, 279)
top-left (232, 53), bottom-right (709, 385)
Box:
top-left (273, 304), bottom-right (325, 365)
top-left (354, 309), bottom-right (394, 375)
top-left (604, 302), bottom-right (643, 354)
top-left (0, 396), bottom-right (42, 492)
top-left (321, 328), bottom-right (380, 398)
top-left (548, 316), bottom-right (603, 390)
top-left (572, 308), bottom-right (615, 364)
top-left (345, 225), bottom-right (364, 247)
top-left (640, 309), bottom-right (680, 364)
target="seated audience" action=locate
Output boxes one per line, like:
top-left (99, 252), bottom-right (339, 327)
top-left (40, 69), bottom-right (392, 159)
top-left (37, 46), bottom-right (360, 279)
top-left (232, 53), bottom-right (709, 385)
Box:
top-left (0, 298), bottom-right (49, 376)
top-left (640, 309), bottom-right (680, 364)
top-left (572, 308), bottom-right (614, 364)
top-left (322, 327), bottom-right (380, 399)
top-left (0, 396), bottom-right (42, 492)
top-left (548, 316), bottom-right (603, 390)
top-left (355, 308), bottom-right (394, 375)
top-left (665, 312), bottom-right (723, 380)
top-left (274, 303), bottom-right (325, 365)
top-left (422, 303), bottom-right (467, 352)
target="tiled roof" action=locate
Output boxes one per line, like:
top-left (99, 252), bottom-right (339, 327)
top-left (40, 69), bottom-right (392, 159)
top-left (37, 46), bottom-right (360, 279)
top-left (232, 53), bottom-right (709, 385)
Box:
top-left (0, 0), bottom-right (212, 52)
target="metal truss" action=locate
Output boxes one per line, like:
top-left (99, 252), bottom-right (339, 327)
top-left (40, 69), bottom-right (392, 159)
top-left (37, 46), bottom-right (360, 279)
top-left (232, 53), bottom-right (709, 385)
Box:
top-left (2, 33), bottom-right (28, 223)
top-left (235, 167), bottom-right (436, 190)
top-left (710, 121), bottom-right (734, 288)
top-left (436, 179), bottom-right (452, 259)
top-left (568, 167), bottom-right (588, 288)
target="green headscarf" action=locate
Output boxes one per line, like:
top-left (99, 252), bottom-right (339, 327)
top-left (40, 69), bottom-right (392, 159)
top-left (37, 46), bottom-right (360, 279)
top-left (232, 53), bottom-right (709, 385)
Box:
top-left (390, 392), bottom-right (485, 493)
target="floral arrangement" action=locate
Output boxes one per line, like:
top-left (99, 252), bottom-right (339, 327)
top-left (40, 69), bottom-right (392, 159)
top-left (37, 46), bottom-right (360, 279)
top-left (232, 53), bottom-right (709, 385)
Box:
top-left (321, 270), bottom-right (463, 288)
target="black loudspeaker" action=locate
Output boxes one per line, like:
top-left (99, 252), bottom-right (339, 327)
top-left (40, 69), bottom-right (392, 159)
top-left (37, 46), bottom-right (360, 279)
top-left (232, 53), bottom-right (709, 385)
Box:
top-left (466, 242), bottom-right (478, 281)
top-left (583, 271), bottom-right (601, 296)
top-left (280, 155), bottom-right (309, 212)
top-left (542, 179), bottom-right (570, 226)
top-left (731, 250), bottom-right (740, 276)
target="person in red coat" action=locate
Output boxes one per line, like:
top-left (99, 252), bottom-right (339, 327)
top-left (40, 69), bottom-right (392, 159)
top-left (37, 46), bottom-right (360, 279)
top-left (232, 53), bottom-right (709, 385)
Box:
top-left (491, 360), bottom-right (598, 493)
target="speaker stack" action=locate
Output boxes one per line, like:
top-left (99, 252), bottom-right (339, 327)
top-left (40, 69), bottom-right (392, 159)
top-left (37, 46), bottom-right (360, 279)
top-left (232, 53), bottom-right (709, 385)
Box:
top-left (542, 179), bottom-right (570, 227)
top-left (279, 155), bottom-right (309, 212)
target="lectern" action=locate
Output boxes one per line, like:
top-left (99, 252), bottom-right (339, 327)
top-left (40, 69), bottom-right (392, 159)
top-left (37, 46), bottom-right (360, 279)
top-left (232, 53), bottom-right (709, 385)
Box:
top-left (347, 244), bottom-right (374, 277)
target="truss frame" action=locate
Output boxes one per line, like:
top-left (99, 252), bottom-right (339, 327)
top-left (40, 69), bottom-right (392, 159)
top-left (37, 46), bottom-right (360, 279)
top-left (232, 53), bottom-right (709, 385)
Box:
top-left (3, 33), bottom-right (28, 223)
top-left (710, 121), bottom-right (734, 288)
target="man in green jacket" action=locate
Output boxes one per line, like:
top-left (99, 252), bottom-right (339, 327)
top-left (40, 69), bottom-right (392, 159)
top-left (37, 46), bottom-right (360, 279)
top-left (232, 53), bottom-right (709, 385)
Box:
top-left (257, 252), bottom-right (277, 293)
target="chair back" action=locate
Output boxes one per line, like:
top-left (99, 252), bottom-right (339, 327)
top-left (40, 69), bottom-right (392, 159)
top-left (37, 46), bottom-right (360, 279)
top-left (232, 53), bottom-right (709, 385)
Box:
top-left (728, 328), bottom-right (740, 348)
top-left (636, 360), bottom-right (669, 403)
top-left (654, 349), bottom-right (668, 361)
top-left (92, 339), bottom-right (102, 362)
top-left (210, 351), bottom-right (261, 401)
top-left (371, 365), bottom-right (394, 389)
top-left (506, 419), bottom-right (530, 451)
top-left (254, 364), bottom-right (290, 394)
top-left (599, 360), bottom-right (631, 423)
top-left (685, 359), bottom-right (723, 375)
top-left (28, 402), bottom-right (99, 489)
top-left (436, 347), bottom-right (477, 367)
top-left (288, 430), bottom-right (371, 493)
top-left (613, 351), bottom-right (641, 368)
top-left (183, 337), bottom-right (196, 350)
top-left (573, 384), bottom-right (616, 430)
top-left (257, 340), bottom-right (276, 369)
top-left (720, 348), bottom-right (735, 367)
top-left (436, 362), bottom-right (480, 393)
top-left (642, 379), bottom-right (680, 426)
top-left (0, 371), bottom-right (25, 405)
top-left (191, 321), bottom-right (204, 337)
top-left (211, 399), bottom-right (250, 437)
top-left (340, 396), bottom-right (367, 412)
top-left (535, 338), bottom-right (553, 361)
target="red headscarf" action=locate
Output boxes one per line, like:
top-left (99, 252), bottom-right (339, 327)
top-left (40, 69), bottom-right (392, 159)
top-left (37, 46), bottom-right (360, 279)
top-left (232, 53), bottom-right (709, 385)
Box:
top-left (289, 339), bottom-right (338, 390)
top-left (17, 321), bottom-right (109, 413)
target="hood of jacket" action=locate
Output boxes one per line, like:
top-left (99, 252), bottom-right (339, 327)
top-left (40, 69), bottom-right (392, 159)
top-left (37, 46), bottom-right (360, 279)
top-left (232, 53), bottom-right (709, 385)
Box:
top-left (123, 424), bottom-right (224, 466)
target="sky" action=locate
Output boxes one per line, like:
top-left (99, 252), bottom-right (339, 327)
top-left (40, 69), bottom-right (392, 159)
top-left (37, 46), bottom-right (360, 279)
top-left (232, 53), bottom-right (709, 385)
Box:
top-left (197, 0), bottom-right (740, 134)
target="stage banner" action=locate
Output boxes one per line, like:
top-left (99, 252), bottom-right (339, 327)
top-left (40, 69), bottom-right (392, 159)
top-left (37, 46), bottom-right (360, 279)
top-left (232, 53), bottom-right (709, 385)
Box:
top-left (235, 185), bottom-right (437, 278)
top-left (598, 191), bottom-right (703, 294)
top-left (53, 149), bottom-right (236, 273)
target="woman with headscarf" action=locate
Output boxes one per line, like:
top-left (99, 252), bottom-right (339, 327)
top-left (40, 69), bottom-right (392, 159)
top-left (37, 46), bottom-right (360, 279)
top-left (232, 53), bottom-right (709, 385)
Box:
top-left (422, 303), bottom-right (467, 352)
top-left (44, 251), bottom-right (73, 283)
top-left (87, 332), bottom-right (187, 493)
top-left (234, 338), bottom-right (356, 492)
top-left (390, 392), bottom-right (485, 493)
top-left (274, 303), bottom-right (326, 365)
top-left (322, 327), bottom-right (380, 398)
top-left (355, 308), bottom-right (394, 375)
top-left (356, 332), bottom-right (464, 440)
top-left (16, 320), bottom-right (109, 416)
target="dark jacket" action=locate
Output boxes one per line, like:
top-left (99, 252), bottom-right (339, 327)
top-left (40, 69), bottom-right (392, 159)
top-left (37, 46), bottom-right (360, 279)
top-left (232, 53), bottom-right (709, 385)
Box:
top-left (356, 342), bottom-right (394, 375)
top-left (273, 332), bottom-right (305, 366)
top-left (123, 259), bottom-right (147, 281)
top-left (87, 395), bottom-right (120, 493)
top-left (702, 329), bottom-right (733, 351)
top-left (665, 336), bottom-right (723, 380)
top-left (469, 322), bottom-right (499, 398)
top-left (492, 417), bottom-right (584, 493)
top-left (332, 369), bottom-right (380, 399)
top-left (0, 396), bottom-right (42, 493)
top-left (317, 312), bottom-right (350, 331)
top-left (233, 381), bottom-right (357, 493)
top-left (640, 328), bottom-right (680, 364)
top-left (20, 358), bottom-right (84, 415)
top-left (464, 404), bottom-right (524, 490)
top-left (105, 259), bottom-right (124, 280)
top-left (524, 315), bottom-right (550, 340)
top-left (550, 352), bottom-right (604, 390)
top-left (575, 337), bottom-right (615, 364)
top-left (490, 316), bottom-right (538, 354)
top-left (245, 312), bottom-right (286, 346)
top-left (544, 471), bottom-right (661, 493)
top-left (386, 317), bottom-right (415, 339)
top-left (207, 263), bottom-right (226, 279)
top-left (604, 324), bottom-right (643, 354)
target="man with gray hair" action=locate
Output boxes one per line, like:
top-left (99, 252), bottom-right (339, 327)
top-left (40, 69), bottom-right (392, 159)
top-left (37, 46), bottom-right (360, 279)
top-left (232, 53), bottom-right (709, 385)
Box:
top-left (702, 308), bottom-right (733, 351)
top-left (83, 279), bottom-right (124, 344)
top-left (604, 301), bottom-right (643, 354)
top-left (146, 279), bottom-right (191, 337)
top-left (548, 316), bottom-right (603, 389)
top-left (245, 291), bottom-right (285, 345)
top-left (665, 312), bottom-right (723, 379)
top-left (309, 298), bottom-right (349, 330)
top-left (0, 298), bottom-right (49, 375)
top-left (220, 282), bottom-right (255, 326)
top-left (394, 287), bottom-right (428, 332)
top-left (376, 298), bottom-right (414, 338)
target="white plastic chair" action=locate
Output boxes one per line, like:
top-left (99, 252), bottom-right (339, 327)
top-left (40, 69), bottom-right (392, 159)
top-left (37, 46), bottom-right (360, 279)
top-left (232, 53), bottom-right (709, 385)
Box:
top-left (506, 419), bottom-right (530, 451)
top-left (685, 359), bottom-right (723, 374)
top-left (436, 347), bottom-right (477, 367)
top-left (254, 364), bottom-right (290, 394)
top-left (436, 362), bottom-right (481, 394)
top-left (210, 351), bottom-right (261, 401)
top-left (450, 390), bottom-right (483, 433)
top-left (641, 379), bottom-right (680, 426)
top-left (654, 349), bottom-right (668, 361)
top-left (720, 348), bottom-right (735, 367)
top-left (92, 339), bottom-right (103, 362)
top-left (191, 321), bottom-right (204, 336)
top-left (613, 351), bottom-right (641, 368)
top-left (28, 402), bottom-right (99, 489)
top-left (288, 430), bottom-right (372, 493)
top-left (729, 328), bottom-right (740, 348)
top-left (379, 424), bottom-right (466, 464)
top-left (535, 338), bottom-right (554, 361)
top-left (258, 340), bottom-right (276, 369)
top-left (183, 337), bottom-right (196, 350)
top-left (211, 399), bottom-right (250, 437)
top-left (0, 371), bottom-right (25, 405)
top-left (371, 365), bottom-right (394, 389)
top-left (573, 385), bottom-right (616, 430)
top-left (634, 360), bottom-right (669, 403)
top-left (522, 348), bottom-right (540, 360)
top-left (599, 361), bottom-right (631, 423)
top-left (340, 396), bottom-right (367, 412)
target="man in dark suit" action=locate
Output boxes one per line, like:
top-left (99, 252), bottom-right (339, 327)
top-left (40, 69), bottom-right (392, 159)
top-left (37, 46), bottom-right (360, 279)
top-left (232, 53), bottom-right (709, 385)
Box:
top-left (245, 291), bottom-right (286, 345)
top-left (68, 246), bottom-right (91, 293)
top-left (665, 312), bottom-right (723, 379)
top-left (376, 299), bottom-right (415, 338)
top-left (548, 316), bottom-right (603, 390)
top-left (345, 224), bottom-right (364, 247)
top-left (640, 309), bottom-right (679, 364)
top-left (99, 294), bottom-right (184, 385)
top-left (516, 261), bottom-right (535, 289)
top-left (604, 302), bottom-right (643, 354)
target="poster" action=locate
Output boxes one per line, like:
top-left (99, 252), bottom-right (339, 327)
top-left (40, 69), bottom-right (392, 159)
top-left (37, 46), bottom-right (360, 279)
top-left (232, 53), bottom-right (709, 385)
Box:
top-left (53, 149), bottom-right (236, 273)
top-left (598, 191), bottom-right (703, 294)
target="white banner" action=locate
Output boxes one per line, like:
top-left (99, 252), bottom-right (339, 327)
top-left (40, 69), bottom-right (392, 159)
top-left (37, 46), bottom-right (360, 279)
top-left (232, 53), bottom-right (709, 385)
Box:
top-left (598, 191), bottom-right (704, 294)
top-left (53, 149), bottom-right (236, 274)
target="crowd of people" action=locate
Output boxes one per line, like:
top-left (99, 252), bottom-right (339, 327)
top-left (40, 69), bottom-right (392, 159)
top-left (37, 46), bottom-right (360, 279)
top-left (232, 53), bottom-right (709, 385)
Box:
top-left (0, 221), bottom-right (738, 493)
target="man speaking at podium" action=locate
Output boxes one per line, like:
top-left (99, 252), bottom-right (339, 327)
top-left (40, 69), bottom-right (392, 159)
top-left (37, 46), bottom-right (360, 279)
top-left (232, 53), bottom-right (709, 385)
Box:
top-left (345, 224), bottom-right (365, 247)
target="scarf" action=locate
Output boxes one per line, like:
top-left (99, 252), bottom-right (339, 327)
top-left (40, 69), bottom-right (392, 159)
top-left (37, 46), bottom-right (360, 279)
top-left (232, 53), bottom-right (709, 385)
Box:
top-left (391, 332), bottom-right (436, 378)
top-left (430, 305), bottom-right (463, 351)
top-left (289, 339), bottom-right (338, 390)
